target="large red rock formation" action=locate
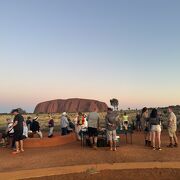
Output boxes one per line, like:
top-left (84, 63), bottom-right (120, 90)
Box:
top-left (34, 98), bottom-right (108, 113)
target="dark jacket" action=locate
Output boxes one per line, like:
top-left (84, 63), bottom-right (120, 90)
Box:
top-left (48, 119), bottom-right (54, 128)
top-left (30, 120), bottom-right (40, 132)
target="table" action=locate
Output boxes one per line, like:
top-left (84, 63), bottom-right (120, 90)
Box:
top-left (80, 127), bottom-right (133, 147)
top-left (80, 128), bottom-right (107, 147)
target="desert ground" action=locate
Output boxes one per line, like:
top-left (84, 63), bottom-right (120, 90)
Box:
top-left (0, 112), bottom-right (180, 179)
top-left (0, 131), bottom-right (180, 180)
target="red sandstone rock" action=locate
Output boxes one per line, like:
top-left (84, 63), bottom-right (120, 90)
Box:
top-left (34, 98), bottom-right (108, 113)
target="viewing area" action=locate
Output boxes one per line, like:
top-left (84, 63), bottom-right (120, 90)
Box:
top-left (0, 133), bottom-right (77, 148)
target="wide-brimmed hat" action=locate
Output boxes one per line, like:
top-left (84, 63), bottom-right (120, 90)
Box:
top-left (62, 112), bottom-right (67, 116)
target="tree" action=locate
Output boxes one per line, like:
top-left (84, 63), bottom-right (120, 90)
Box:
top-left (110, 98), bottom-right (119, 110)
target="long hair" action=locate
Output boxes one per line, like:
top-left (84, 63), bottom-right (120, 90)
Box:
top-left (141, 107), bottom-right (148, 117)
top-left (150, 108), bottom-right (158, 118)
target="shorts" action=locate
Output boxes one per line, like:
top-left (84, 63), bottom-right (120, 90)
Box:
top-left (88, 127), bottom-right (98, 137)
top-left (168, 128), bottom-right (177, 138)
top-left (107, 130), bottom-right (117, 141)
top-left (151, 125), bottom-right (161, 133)
top-left (14, 131), bottom-right (23, 141)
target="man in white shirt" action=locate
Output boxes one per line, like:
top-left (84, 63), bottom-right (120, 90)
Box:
top-left (87, 108), bottom-right (100, 149)
top-left (167, 107), bottom-right (178, 148)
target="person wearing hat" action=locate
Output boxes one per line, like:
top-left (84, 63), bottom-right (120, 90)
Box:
top-left (60, 112), bottom-right (69, 136)
top-left (11, 109), bottom-right (24, 154)
top-left (30, 116), bottom-right (43, 138)
top-left (26, 116), bottom-right (32, 131)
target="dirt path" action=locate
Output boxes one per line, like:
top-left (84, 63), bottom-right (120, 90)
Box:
top-left (0, 162), bottom-right (180, 180)
top-left (27, 169), bottom-right (180, 180)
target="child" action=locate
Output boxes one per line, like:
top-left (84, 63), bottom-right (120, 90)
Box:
top-left (48, 116), bottom-right (54, 138)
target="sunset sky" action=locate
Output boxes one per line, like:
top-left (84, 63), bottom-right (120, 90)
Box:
top-left (0, 0), bottom-right (180, 113)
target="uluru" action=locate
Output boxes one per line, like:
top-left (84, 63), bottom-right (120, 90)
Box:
top-left (34, 98), bottom-right (108, 113)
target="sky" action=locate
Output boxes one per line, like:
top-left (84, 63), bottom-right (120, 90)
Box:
top-left (0, 0), bottom-right (180, 113)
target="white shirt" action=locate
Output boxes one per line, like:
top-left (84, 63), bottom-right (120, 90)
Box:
top-left (7, 123), bottom-right (14, 134)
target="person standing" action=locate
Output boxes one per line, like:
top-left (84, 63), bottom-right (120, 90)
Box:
top-left (11, 109), bottom-right (24, 154)
top-left (149, 108), bottom-right (162, 151)
top-left (136, 112), bottom-right (141, 131)
top-left (87, 108), bottom-right (100, 149)
top-left (26, 116), bottom-right (32, 131)
top-left (122, 112), bottom-right (129, 130)
top-left (82, 114), bottom-right (88, 128)
top-left (167, 107), bottom-right (178, 148)
top-left (48, 116), bottom-right (54, 138)
top-left (141, 107), bottom-right (151, 146)
top-left (61, 112), bottom-right (69, 136)
top-left (105, 108), bottom-right (119, 151)
top-left (74, 112), bottom-right (83, 140)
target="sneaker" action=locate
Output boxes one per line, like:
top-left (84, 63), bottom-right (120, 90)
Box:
top-left (157, 147), bottom-right (162, 151)
top-left (153, 147), bottom-right (156, 151)
top-left (167, 144), bottom-right (174, 148)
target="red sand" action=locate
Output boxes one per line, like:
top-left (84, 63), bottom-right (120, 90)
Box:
top-left (27, 169), bottom-right (180, 180)
top-left (0, 131), bottom-right (179, 179)
top-left (24, 133), bottom-right (76, 148)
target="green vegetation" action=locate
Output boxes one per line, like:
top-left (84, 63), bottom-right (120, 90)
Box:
top-left (0, 106), bottom-right (179, 131)
top-left (110, 98), bottom-right (119, 110)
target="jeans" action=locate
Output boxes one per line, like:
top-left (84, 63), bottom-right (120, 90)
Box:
top-left (61, 127), bottom-right (68, 136)
top-left (136, 121), bottom-right (142, 131)
top-left (48, 127), bottom-right (54, 137)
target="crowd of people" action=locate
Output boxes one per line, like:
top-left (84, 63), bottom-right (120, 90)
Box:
top-left (0, 106), bottom-right (179, 154)
top-left (0, 109), bottom-right (46, 154)
top-left (71, 106), bottom-right (179, 151)
top-left (134, 107), bottom-right (179, 150)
